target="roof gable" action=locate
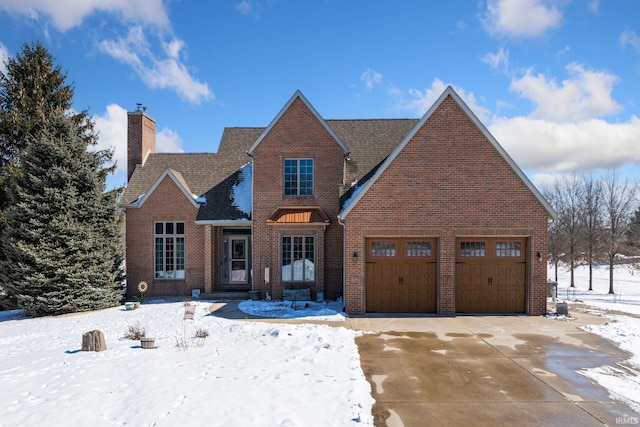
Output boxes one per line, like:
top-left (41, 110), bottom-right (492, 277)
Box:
top-left (121, 168), bottom-right (201, 209)
top-left (247, 90), bottom-right (350, 155)
top-left (338, 86), bottom-right (555, 220)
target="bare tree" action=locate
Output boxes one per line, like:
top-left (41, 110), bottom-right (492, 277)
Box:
top-left (581, 174), bottom-right (603, 291)
top-left (552, 173), bottom-right (585, 287)
top-left (542, 186), bottom-right (562, 281)
top-left (626, 207), bottom-right (640, 254)
top-left (601, 170), bottom-right (638, 294)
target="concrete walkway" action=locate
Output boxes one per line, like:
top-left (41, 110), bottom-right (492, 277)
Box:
top-left (209, 302), bottom-right (640, 426)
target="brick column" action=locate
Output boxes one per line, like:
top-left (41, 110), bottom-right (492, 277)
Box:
top-left (204, 225), bottom-right (212, 293)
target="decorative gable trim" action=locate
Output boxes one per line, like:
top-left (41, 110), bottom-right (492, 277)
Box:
top-left (338, 86), bottom-right (556, 221)
top-left (121, 168), bottom-right (201, 209)
top-left (247, 90), bottom-right (350, 155)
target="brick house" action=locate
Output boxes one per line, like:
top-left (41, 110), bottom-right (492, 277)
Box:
top-left (120, 86), bottom-right (554, 315)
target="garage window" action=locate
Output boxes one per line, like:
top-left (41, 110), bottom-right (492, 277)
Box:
top-left (496, 241), bottom-right (521, 257)
top-left (460, 241), bottom-right (485, 257)
top-left (406, 241), bottom-right (431, 257)
top-left (371, 241), bottom-right (396, 257)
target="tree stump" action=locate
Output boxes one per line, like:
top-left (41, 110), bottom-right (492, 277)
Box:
top-left (82, 330), bottom-right (107, 352)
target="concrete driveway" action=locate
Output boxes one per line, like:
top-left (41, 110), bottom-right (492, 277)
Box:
top-left (349, 313), bottom-right (640, 427)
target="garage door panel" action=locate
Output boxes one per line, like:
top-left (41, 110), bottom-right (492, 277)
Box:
top-left (366, 238), bottom-right (437, 313)
top-left (455, 288), bottom-right (484, 313)
top-left (366, 289), bottom-right (393, 313)
top-left (455, 238), bottom-right (527, 314)
top-left (404, 262), bottom-right (437, 287)
top-left (491, 263), bottom-right (526, 287)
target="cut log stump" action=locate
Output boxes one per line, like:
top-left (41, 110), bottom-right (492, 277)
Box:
top-left (82, 330), bottom-right (107, 352)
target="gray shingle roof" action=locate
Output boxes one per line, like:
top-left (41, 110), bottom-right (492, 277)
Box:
top-left (326, 119), bottom-right (419, 185)
top-left (120, 127), bottom-right (261, 205)
top-left (120, 120), bottom-right (418, 220)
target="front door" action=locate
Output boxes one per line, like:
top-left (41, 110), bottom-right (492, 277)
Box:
top-left (223, 236), bottom-right (249, 285)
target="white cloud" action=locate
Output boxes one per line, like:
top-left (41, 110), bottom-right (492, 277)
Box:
top-left (483, 0), bottom-right (562, 38)
top-left (99, 26), bottom-right (213, 105)
top-left (394, 79), bottom-right (491, 123)
top-left (361, 69), bottom-right (382, 91)
top-left (486, 60), bottom-right (640, 177)
top-left (235, 1), bottom-right (262, 19)
top-left (588, 0), bottom-right (600, 14)
top-left (0, 41), bottom-right (9, 75)
top-left (620, 30), bottom-right (640, 53)
top-left (482, 47), bottom-right (510, 71)
top-left (0, 0), bottom-right (169, 32)
top-left (510, 63), bottom-right (621, 122)
top-left (156, 128), bottom-right (183, 153)
top-left (94, 103), bottom-right (128, 172)
top-left (490, 116), bottom-right (640, 173)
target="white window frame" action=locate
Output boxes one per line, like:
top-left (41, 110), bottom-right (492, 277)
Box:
top-left (154, 222), bottom-right (185, 279)
top-left (281, 235), bottom-right (315, 282)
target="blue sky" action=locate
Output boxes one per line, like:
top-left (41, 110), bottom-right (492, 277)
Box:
top-left (1, 0), bottom-right (639, 190)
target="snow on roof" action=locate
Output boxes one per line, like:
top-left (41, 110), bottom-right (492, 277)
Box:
top-left (231, 162), bottom-right (252, 215)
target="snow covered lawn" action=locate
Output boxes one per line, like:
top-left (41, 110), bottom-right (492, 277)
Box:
top-left (0, 300), bottom-right (374, 426)
top-left (552, 263), bottom-right (640, 412)
top-left (2, 263), bottom-right (640, 426)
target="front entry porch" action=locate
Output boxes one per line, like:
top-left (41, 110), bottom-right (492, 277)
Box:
top-left (216, 228), bottom-right (252, 291)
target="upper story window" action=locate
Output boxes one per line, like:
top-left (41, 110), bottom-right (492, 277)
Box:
top-left (284, 158), bottom-right (313, 196)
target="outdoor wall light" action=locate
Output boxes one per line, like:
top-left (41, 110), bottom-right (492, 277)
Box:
top-left (353, 251), bottom-right (358, 262)
top-left (536, 251), bottom-right (542, 261)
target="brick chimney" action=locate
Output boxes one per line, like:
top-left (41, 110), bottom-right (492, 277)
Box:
top-left (127, 106), bottom-right (156, 182)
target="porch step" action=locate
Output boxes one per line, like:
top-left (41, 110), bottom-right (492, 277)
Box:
top-left (200, 291), bottom-right (250, 301)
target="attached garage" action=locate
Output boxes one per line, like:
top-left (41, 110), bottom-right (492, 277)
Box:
top-left (365, 238), bottom-right (438, 313)
top-left (455, 237), bottom-right (527, 313)
top-left (339, 87), bottom-right (554, 315)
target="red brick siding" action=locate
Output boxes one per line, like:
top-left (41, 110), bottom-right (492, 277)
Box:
top-left (125, 177), bottom-right (205, 297)
top-left (127, 112), bottom-right (155, 182)
top-left (343, 95), bottom-right (549, 315)
top-left (252, 97), bottom-right (345, 300)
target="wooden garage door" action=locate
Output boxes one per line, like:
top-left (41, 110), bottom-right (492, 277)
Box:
top-left (455, 238), bottom-right (527, 313)
top-left (366, 238), bottom-right (437, 313)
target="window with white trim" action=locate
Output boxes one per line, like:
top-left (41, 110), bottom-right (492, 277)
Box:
top-left (155, 222), bottom-right (185, 279)
top-left (281, 236), bottom-right (314, 282)
top-left (284, 158), bottom-right (313, 196)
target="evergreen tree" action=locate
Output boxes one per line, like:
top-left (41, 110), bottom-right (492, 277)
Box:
top-left (1, 115), bottom-right (123, 316)
top-left (0, 42), bottom-right (103, 249)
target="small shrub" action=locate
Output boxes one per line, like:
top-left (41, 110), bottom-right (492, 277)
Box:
top-left (195, 328), bottom-right (209, 347)
top-left (195, 328), bottom-right (209, 339)
top-left (124, 321), bottom-right (146, 340)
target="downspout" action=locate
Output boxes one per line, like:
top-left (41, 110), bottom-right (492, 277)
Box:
top-left (247, 151), bottom-right (255, 291)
